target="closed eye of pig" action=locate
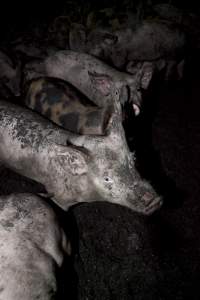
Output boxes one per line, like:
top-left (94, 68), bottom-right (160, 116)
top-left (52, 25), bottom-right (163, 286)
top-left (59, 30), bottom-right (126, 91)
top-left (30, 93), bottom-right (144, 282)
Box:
top-left (24, 77), bottom-right (113, 136)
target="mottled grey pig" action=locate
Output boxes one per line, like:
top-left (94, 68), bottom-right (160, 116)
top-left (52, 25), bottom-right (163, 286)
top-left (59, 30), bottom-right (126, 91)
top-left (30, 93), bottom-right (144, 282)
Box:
top-left (24, 77), bottom-right (113, 135)
top-left (0, 193), bottom-right (70, 300)
top-left (0, 100), bottom-right (162, 215)
top-left (44, 50), bottom-right (154, 115)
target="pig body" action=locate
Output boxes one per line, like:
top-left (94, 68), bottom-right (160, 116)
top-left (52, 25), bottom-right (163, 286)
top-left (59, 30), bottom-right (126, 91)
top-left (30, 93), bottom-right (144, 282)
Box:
top-left (84, 22), bottom-right (186, 82)
top-left (0, 193), bottom-right (70, 300)
top-left (44, 50), bottom-right (154, 115)
top-left (24, 77), bottom-right (113, 135)
top-left (0, 100), bottom-right (162, 215)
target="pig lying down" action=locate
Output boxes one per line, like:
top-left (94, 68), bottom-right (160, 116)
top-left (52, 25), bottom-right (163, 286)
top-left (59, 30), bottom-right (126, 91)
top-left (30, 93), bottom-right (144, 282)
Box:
top-left (0, 193), bottom-right (70, 300)
top-left (0, 100), bottom-right (162, 215)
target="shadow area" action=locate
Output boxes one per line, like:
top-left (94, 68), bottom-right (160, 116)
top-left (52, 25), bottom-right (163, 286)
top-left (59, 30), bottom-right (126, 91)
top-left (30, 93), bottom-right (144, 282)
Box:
top-left (123, 75), bottom-right (187, 209)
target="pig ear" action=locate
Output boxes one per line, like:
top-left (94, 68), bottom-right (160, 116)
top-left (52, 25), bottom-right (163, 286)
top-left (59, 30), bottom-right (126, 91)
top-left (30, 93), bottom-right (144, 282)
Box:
top-left (140, 62), bottom-right (154, 90)
top-left (88, 71), bottom-right (113, 96)
top-left (50, 142), bottom-right (89, 175)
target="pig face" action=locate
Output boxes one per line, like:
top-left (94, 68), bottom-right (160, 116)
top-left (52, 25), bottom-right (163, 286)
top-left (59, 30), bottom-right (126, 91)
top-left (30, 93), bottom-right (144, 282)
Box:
top-left (63, 108), bottom-right (162, 215)
top-left (41, 102), bottom-right (162, 214)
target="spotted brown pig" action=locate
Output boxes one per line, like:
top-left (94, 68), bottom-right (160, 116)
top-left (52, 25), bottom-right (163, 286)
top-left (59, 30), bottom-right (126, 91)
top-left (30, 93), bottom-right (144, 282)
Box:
top-left (24, 77), bottom-right (113, 135)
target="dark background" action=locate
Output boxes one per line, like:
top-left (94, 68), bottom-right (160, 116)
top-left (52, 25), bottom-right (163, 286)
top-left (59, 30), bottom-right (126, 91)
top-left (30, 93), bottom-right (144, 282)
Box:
top-left (0, 0), bottom-right (199, 25)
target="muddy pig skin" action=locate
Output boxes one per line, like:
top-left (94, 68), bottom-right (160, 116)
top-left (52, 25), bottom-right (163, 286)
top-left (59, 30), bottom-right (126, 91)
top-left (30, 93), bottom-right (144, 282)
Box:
top-left (24, 77), bottom-right (113, 135)
top-left (44, 50), bottom-right (154, 115)
top-left (0, 100), bottom-right (162, 215)
top-left (0, 193), bottom-right (70, 300)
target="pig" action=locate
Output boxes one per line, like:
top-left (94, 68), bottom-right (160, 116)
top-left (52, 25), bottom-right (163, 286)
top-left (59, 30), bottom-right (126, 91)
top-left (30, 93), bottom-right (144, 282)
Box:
top-left (0, 50), bottom-right (21, 97)
top-left (24, 76), bottom-right (113, 135)
top-left (0, 193), bottom-right (70, 300)
top-left (85, 21), bottom-right (186, 67)
top-left (0, 100), bottom-right (162, 215)
top-left (44, 50), bottom-right (154, 115)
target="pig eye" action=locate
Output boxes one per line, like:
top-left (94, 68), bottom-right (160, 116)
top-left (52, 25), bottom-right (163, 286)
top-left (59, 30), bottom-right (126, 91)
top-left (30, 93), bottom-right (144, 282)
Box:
top-left (104, 176), bottom-right (113, 183)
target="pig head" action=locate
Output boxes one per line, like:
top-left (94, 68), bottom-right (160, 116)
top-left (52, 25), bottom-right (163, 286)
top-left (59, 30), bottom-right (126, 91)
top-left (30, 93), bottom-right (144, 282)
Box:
top-left (44, 50), bottom-right (154, 115)
top-left (65, 104), bottom-right (162, 214)
top-left (0, 100), bottom-right (162, 215)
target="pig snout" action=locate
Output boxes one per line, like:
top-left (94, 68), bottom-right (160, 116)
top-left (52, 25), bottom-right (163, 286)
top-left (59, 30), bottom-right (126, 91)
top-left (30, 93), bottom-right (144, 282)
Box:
top-left (91, 157), bottom-right (162, 215)
top-left (128, 180), bottom-right (163, 215)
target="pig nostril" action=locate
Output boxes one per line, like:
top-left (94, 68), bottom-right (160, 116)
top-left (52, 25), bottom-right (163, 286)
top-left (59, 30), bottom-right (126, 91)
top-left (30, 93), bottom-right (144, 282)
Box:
top-left (142, 192), bottom-right (153, 203)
